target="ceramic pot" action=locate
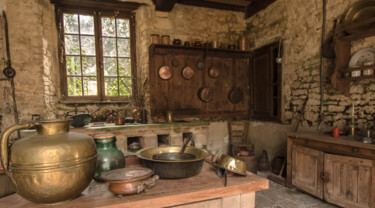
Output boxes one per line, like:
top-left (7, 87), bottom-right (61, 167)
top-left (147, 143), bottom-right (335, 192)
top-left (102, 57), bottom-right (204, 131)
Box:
top-left (257, 150), bottom-right (270, 171)
top-left (0, 119), bottom-right (97, 204)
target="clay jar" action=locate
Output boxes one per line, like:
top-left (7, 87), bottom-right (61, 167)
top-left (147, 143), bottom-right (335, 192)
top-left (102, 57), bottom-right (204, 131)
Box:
top-left (257, 150), bottom-right (270, 171)
top-left (161, 35), bottom-right (170, 45)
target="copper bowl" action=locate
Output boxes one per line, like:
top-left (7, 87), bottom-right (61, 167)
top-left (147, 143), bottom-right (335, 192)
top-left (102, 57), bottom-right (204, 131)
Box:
top-left (215, 154), bottom-right (247, 176)
top-left (102, 167), bottom-right (159, 196)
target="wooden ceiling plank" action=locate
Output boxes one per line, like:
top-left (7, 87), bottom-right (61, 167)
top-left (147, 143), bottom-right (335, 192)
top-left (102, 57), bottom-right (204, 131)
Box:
top-left (176, 0), bottom-right (247, 12)
top-left (246, 0), bottom-right (276, 19)
top-left (50, 0), bottom-right (145, 12)
top-left (152, 0), bottom-right (177, 12)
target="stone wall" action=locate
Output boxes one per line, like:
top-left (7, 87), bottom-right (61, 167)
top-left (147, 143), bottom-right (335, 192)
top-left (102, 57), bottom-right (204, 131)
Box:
top-left (0, 0), bottom-right (243, 155)
top-left (246, 0), bottom-right (375, 159)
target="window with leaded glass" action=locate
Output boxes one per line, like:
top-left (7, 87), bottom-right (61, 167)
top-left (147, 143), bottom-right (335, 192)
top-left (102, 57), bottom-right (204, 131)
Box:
top-left (58, 9), bottom-right (135, 102)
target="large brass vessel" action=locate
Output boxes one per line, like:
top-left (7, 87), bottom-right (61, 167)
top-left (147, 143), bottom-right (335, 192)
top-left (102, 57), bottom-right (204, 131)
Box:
top-left (0, 119), bottom-right (97, 204)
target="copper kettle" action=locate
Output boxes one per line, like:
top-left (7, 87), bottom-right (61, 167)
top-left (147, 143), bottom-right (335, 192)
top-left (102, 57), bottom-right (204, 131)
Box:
top-left (0, 119), bottom-right (97, 204)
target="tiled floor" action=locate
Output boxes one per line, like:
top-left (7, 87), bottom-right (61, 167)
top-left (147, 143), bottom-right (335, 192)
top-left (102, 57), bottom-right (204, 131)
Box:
top-left (255, 181), bottom-right (339, 208)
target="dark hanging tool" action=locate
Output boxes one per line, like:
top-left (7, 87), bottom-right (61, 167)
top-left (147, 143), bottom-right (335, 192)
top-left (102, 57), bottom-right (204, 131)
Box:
top-left (2, 11), bottom-right (20, 139)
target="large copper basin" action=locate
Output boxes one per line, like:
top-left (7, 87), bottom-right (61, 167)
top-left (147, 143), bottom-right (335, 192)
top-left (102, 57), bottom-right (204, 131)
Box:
top-left (137, 146), bottom-right (209, 179)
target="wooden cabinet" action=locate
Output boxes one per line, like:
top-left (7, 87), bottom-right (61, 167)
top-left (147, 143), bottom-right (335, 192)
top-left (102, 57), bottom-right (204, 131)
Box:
top-left (291, 145), bottom-right (324, 199)
top-left (149, 44), bottom-right (251, 120)
top-left (287, 133), bottom-right (375, 208)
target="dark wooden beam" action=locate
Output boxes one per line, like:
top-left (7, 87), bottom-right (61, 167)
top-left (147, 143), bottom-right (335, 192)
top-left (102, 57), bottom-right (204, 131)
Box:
top-left (152, 0), bottom-right (177, 12)
top-left (176, 0), bottom-right (246, 12)
top-left (245, 0), bottom-right (276, 19)
top-left (50, 0), bottom-right (146, 13)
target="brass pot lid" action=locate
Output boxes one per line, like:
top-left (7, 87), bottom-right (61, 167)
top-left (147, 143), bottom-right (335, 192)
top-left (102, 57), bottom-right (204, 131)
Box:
top-left (209, 66), bottom-right (220, 78)
top-left (215, 154), bottom-right (247, 176)
top-left (343, 1), bottom-right (375, 34)
top-left (102, 167), bottom-right (153, 183)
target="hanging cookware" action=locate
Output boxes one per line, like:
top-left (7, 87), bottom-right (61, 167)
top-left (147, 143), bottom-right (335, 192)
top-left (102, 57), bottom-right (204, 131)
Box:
top-left (197, 51), bottom-right (206, 70)
top-left (158, 54), bottom-right (172, 80)
top-left (171, 51), bottom-right (179, 67)
top-left (103, 167), bottom-right (159, 196)
top-left (182, 56), bottom-right (194, 80)
top-left (197, 51), bottom-right (213, 102)
top-left (209, 56), bottom-right (220, 78)
top-left (0, 119), bottom-right (97, 204)
top-left (228, 58), bottom-right (243, 104)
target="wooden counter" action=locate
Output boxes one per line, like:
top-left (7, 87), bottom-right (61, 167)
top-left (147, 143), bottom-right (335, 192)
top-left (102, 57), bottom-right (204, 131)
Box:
top-left (0, 163), bottom-right (268, 208)
top-left (287, 132), bottom-right (375, 208)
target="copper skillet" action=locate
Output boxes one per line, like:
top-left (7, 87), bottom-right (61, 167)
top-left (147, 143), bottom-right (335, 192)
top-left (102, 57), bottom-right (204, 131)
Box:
top-left (182, 57), bottom-right (194, 80)
top-left (209, 56), bottom-right (219, 78)
top-left (228, 58), bottom-right (243, 104)
top-left (159, 54), bottom-right (172, 80)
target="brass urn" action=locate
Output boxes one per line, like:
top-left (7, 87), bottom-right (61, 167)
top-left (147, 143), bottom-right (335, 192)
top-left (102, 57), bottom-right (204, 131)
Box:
top-left (0, 119), bottom-right (97, 204)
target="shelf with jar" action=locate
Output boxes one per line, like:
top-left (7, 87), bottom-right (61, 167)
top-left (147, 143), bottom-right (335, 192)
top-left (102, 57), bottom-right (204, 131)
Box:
top-left (332, 17), bottom-right (375, 96)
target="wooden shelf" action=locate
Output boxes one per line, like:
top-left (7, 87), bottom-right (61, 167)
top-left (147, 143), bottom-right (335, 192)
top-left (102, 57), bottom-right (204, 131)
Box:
top-left (332, 18), bottom-right (375, 96)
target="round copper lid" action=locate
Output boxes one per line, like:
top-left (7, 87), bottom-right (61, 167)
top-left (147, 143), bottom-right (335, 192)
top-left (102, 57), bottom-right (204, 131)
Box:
top-left (103, 167), bottom-right (154, 182)
top-left (94, 133), bottom-right (116, 139)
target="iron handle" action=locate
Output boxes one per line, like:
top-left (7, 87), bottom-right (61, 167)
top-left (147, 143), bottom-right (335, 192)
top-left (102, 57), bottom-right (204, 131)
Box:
top-left (320, 172), bottom-right (329, 183)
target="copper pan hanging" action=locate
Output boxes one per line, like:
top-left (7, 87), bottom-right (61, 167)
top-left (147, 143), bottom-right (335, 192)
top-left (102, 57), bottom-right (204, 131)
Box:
top-left (159, 54), bottom-right (172, 80)
top-left (208, 55), bottom-right (220, 78)
top-left (182, 56), bottom-right (194, 80)
top-left (228, 58), bottom-right (243, 104)
top-left (197, 55), bottom-right (213, 102)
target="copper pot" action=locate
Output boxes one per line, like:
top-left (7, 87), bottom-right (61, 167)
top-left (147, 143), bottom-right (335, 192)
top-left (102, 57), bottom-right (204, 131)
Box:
top-left (151, 34), bottom-right (160, 44)
top-left (103, 167), bottom-right (159, 196)
top-left (161, 35), bottom-right (170, 45)
top-left (114, 117), bottom-right (125, 125)
top-left (238, 37), bottom-right (248, 51)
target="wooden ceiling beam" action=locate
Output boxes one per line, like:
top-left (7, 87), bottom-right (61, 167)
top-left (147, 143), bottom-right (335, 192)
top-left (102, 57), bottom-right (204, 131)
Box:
top-left (50, 0), bottom-right (145, 12)
top-left (176, 0), bottom-right (247, 12)
top-left (245, 0), bottom-right (276, 19)
top-left (152, 0), bottom-right (177, 12)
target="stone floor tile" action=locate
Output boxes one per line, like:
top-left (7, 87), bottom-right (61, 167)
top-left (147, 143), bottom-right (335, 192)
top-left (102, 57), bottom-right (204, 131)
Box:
top-left (255, 181), bottom-right (339, 208)
top-left (255, 193), bottom-right (276, 208)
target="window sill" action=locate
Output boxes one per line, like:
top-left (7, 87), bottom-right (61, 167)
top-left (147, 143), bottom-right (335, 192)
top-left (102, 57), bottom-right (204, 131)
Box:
top-left (58, 100), bottom-right (132, 105)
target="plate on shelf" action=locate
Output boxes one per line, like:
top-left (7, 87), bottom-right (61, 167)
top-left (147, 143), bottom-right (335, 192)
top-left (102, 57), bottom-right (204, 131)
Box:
top-left (348, 48), bottom-right (375, 67)
top-left (343, 1), bottom-right (375, 34)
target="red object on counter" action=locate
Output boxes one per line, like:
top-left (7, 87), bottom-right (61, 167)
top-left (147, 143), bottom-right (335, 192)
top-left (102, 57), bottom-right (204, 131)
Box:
top-left (332, 128), bottom-right (340, 138)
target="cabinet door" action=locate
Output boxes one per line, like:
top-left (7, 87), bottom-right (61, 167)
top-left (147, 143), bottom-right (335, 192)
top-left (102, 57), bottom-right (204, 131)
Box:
top-left (324, 153), bottom-right (375, 208)
top-left (292, 145), bottom-right (324, 199)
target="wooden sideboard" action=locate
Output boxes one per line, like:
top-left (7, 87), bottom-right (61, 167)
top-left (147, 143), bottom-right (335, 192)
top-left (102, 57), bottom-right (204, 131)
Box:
top-left (0, 163), bottom-right (268, 208)
top-left (287, 132), bottom-right (375, 208)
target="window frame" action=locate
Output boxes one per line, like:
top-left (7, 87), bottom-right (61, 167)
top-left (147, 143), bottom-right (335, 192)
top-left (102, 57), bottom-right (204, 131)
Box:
top-left (56, 7), bottom-right (137, 103)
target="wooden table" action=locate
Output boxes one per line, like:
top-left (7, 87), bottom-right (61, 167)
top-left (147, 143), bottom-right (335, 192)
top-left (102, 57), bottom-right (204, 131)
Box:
top-left (0, 163), bottom-right (268, 208)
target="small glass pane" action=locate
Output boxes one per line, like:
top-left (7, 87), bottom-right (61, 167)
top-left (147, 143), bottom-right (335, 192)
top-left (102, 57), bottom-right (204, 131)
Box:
top-left (103, 58), bottom-right (117, 76)
top-left (66, 56), bottom-right (81, 75)
top-left (119, 77), bottom-right (132, 96)
top-left (105, 77), bottom-right (118, 96)
top-left (117, 18), bottom-right (130, 37)
top-left (64, 14), bottom-right (78, 34)
top-left (83, 77), bottom-right (97, 96)
top-left (82, 56), bottom-right (96, 76)
top-left (80, 15), bottom-right (94, 35)
top-left (68, 77), bottom-right (82, 96)
top-left (118, 58), bottom-right (131, 76)
top-left (103, 38), bottom-right (116, 56)
top-left (81, 36), bottom-right (96, 55)
top-left (65, 35), bottom-right (80, 55)
top-left (117, 39), bottom-right (130, 57)
top-left (102, 17), bottom-right (115, 37)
